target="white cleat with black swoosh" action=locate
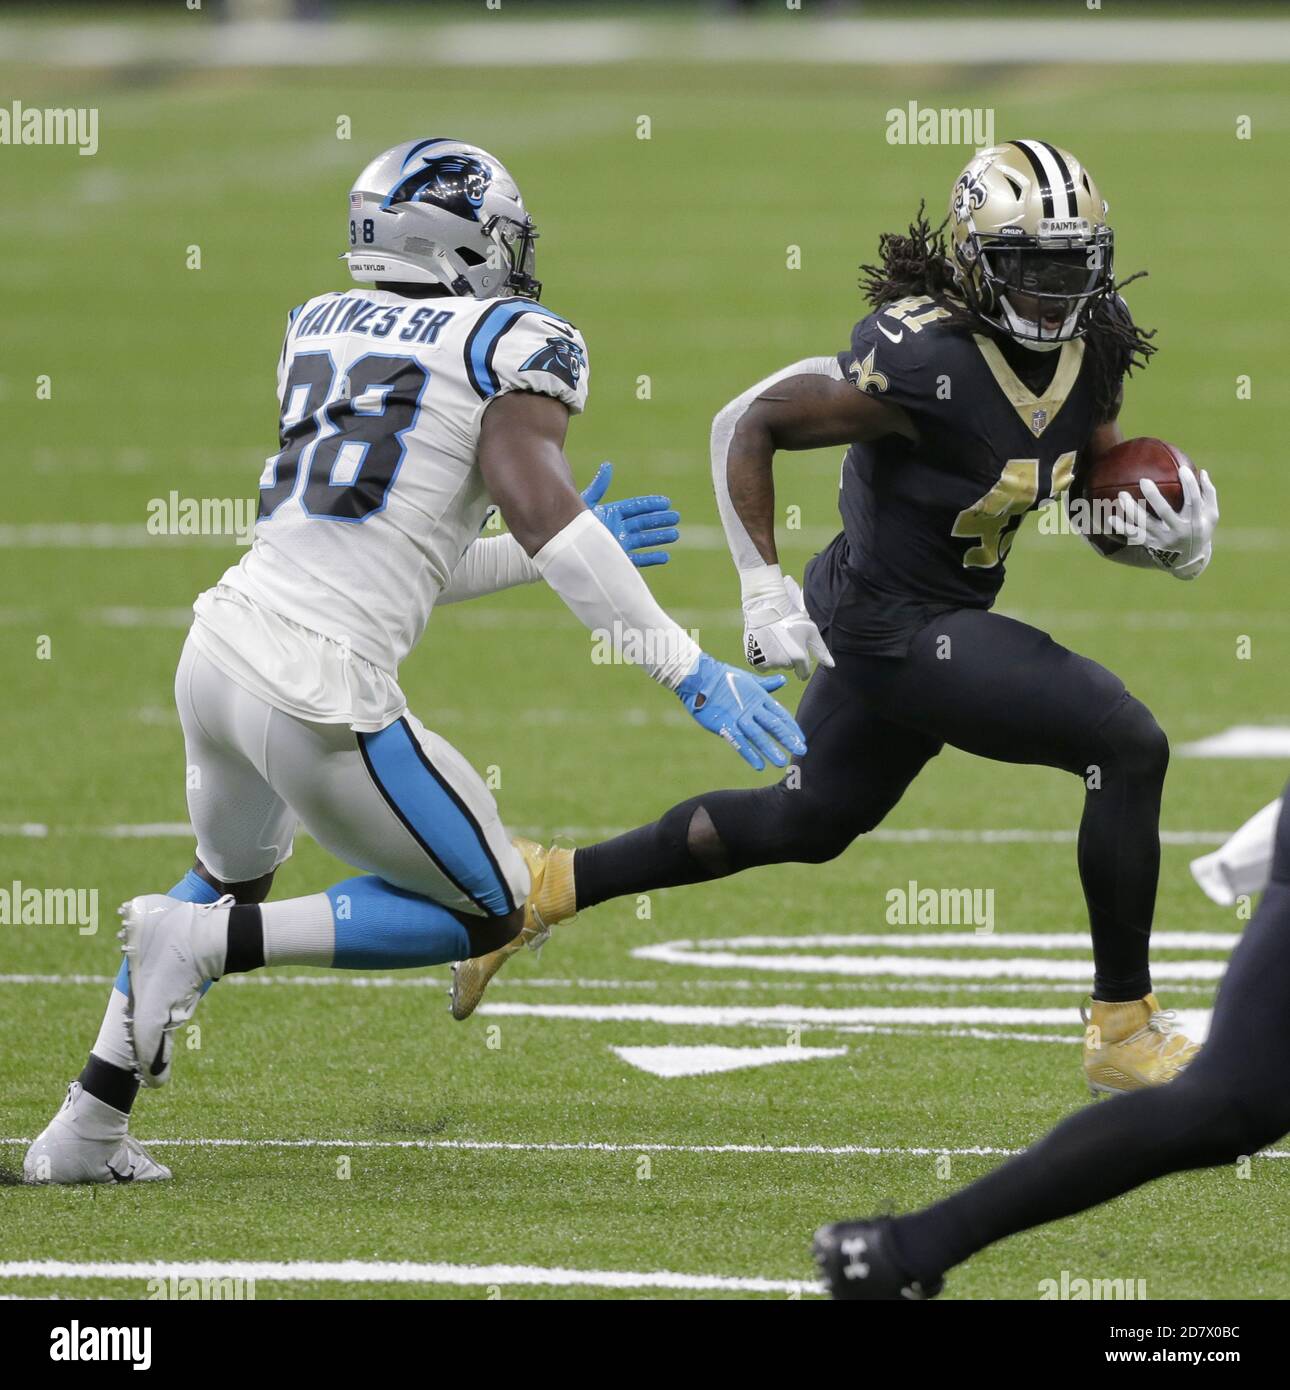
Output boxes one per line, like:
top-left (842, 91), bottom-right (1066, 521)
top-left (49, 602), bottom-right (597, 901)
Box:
top-left (119, 892), bottom-right (230, 1088)
top-left (23, 1081), bottom-right (171, 1184)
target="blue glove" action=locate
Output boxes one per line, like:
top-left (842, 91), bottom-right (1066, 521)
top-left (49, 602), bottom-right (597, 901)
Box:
top-left (581, 461), bottom-right (680, 568)
top-left (675, 653), bottom-right (808, 772)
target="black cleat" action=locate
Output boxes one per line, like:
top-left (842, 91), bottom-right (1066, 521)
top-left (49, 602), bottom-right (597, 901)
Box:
top-left (812, 1218), bottom-right (944, 1301)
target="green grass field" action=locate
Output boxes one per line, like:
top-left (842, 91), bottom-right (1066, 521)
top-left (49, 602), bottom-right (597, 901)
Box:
top-left (1, 23), bottom-right (1288, 1300)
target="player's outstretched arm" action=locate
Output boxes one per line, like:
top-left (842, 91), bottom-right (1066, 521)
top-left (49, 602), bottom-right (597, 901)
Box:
top-left (711, 358), bottom-right (913, 678)
top-left (479, 391), bottom-right (806, 771)
top-left (438, 462), bottom-right (679, 605)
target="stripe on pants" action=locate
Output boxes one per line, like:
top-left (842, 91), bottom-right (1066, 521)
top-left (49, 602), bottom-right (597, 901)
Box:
top-left (357, 718), bottom-right (514, 915)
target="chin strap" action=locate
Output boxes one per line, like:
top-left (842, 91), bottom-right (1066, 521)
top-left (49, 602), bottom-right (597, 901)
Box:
top-left (1012, 335), bottom-right (1065, 354)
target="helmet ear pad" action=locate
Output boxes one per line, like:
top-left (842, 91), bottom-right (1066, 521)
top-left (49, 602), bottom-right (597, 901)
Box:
top-left (950, 243), bottom-right (1001, 323)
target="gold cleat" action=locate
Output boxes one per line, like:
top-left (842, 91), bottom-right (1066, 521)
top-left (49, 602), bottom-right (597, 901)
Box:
top-left (449, 837), bottom-right (576, 1021)
top-left (1081, 993), bottom-right (1201, 1095)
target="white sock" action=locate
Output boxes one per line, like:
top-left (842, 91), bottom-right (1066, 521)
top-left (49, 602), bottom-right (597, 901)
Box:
top-left (189, 903), bottom-right (233, 979)
top-left (260, 893), bottom-right (335, 966)
top-left (91, 988), bottom-right (135, 1072)
top-left (185, 895), bottom-right (335, 975)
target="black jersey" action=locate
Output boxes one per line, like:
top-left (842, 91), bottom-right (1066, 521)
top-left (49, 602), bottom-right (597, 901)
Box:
top-left (812, 294), bottom-right (1109, 656)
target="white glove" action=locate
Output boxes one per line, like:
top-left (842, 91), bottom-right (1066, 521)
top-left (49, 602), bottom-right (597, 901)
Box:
top-left (1107, 465), bottom-right (1219, 580)
top-left (740, 564), bottom-right (835, 680)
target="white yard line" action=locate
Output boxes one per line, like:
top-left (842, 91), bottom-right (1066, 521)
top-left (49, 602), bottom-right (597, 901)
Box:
top-left (93, 607), bottom-right (194, 628)
top-left (0, 521), bottom-right (1278, 555)
top-left (0, 821), bottom-right (1231, 846)
top-left (0, 973), bottom-right (1220, 997)
top-left (473, 1001), bottom-right (1206, 1029)
top-left (1180, 726), bottom-right (1290, 759)
top-left (1, 1136), bottom-right (1284, 1160)
top-left (0, 524), bottom-right (227, 549)
top-left (622, 952), bottom-right (1228, 982)
top-left (0, 1258), bottom-right (817, 1295)
top-left (646, 931), bottom-right (1238, 951)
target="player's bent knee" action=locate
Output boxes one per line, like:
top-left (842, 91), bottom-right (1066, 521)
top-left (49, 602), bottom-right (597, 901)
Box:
top-left (677, 790), bottom-right (836, 872)
top-left (664, 784), bottom-right (865, 878)
top-left (682, 805), bottom-right (731, 876)
top-left (461, 905), bottom-right (525, 958)
top-left (1098, 696), bottom-right (1169, 781)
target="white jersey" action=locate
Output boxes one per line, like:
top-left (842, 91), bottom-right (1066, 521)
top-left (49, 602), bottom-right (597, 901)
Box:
top-left (190, 287), bottom-right (589, 730)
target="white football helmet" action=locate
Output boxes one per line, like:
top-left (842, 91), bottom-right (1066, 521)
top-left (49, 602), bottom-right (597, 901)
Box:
top-left (343, 138), bottom-right (541, 299)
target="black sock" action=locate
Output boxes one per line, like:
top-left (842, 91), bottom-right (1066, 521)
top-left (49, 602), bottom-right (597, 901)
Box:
top-left (223, 903), bottom-right (265, 974)
top-left (79, 1052), bottom-right (139, 1115)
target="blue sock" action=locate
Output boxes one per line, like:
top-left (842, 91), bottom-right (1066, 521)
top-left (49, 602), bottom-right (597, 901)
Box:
top-left (168, 869), bottom-right (222, 906)
top-left (111, 869), bottom-right (222, 995)
top-left (325, 876), bottom-right (473, 969)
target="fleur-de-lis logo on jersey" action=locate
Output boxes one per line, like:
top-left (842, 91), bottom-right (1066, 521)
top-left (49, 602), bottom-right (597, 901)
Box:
top-left (849, 347), bottom-right (889, 395)
top-left (952, 168), bottom-right (989, 224)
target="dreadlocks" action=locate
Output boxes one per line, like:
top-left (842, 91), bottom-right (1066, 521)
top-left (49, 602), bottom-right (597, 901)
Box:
top-left (858, 202), bottom-right (1157, 423)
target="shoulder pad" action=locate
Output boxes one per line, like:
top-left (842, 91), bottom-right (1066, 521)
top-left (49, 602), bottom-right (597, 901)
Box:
top-left (464, 299), bottom-right (589, 414)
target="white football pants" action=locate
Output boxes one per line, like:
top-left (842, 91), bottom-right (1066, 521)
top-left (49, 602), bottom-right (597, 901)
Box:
top-left (174, 636), bottom-right (529, 917)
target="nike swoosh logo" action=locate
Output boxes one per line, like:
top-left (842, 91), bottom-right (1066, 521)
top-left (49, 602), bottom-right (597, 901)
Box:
top-left (877, 322), bottom-right (903, 343)
top-left (724, 671), bottom-right (746, 711)
top-left (105, 1161), bottom-right (135, 1184)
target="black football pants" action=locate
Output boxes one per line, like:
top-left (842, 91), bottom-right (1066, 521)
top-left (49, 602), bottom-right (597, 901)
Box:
top-left (574, 607), bottom-right (1169, 1001)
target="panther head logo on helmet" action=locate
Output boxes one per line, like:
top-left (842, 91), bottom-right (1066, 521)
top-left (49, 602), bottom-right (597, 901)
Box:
top-left (385, 153), bottom-right (493, 222)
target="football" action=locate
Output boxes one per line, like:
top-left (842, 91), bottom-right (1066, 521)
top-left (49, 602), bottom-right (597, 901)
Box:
top-left (1080, 436), bottom-right (1195, 555)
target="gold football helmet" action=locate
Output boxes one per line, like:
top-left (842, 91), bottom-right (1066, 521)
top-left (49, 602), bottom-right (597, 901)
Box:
top-left (948, 140), bottom-right (1114, 352)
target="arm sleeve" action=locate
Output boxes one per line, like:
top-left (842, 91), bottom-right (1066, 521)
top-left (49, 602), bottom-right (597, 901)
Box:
top-left (710, 356), bottom-right (845, 575)
top-left (533, 510), bottom-right (700, 690)
top-left (438, 534), bottom-right (540, 605)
